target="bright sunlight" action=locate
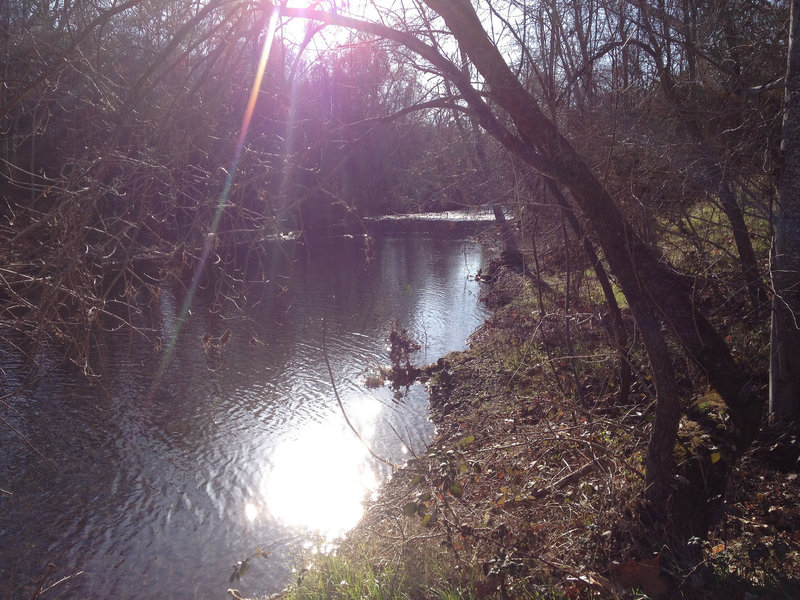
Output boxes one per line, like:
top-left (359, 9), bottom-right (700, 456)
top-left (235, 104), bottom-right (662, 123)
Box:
top-left (257, 399), bottom-right (382, 540)
top-left (277, 0), bottom-right (387, 44)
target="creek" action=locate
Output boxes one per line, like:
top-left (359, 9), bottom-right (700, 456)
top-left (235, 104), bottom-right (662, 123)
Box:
top-left (1, 218), bottom-right (494, 599)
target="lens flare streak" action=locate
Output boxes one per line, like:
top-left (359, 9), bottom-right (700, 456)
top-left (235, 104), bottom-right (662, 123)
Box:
top-left (148, 7), bottom-right (281, 398)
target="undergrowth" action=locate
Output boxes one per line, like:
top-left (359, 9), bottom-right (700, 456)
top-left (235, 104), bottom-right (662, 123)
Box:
top-left (282, 539), bottom-right (565, 600)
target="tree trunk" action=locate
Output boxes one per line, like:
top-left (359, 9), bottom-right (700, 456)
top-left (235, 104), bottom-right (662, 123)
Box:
top-left (718, 178), bottom-right (767, 307)
top-left (423, 0), bottom-right (759, 442)
top-left (770, 0), bottom-right (800, 421)
top-left (637, 310), bottom-right (680, 517)
top-left (491, 203), bottom-right (523, 269)
top-left (423, 0), bottom-right (761, 540)
top-left (545, 179), bottom-right (631, 403)
top-left (462, 90), bottom-right (523, 269)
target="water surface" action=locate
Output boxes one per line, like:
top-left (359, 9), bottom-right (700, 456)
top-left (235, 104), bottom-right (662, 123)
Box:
top-left (0, 230), bottom-right (491, 599)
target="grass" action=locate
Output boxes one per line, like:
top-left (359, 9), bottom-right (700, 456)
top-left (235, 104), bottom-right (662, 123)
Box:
top-left (282, 541), bottom-right (566, 600)
top-left (659, 199), bottom-right (771, 281)
top-left (284, 546), bottom-right (405, 600)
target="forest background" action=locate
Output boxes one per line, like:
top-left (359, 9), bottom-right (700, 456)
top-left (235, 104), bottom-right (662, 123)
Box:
top-left (2, 0), bottom-right (800, 576)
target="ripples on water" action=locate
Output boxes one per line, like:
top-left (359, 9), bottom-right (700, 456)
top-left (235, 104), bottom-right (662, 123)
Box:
top-left (0, 232), bottom-right (492, 599)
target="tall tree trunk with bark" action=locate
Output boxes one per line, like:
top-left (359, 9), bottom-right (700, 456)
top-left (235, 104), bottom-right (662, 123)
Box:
top-left (283, 0), bottom-right (763, 540)
top-left (423, 0), bottom-right (761, 536)
top-left (770, 0), bottom-right (800, 421)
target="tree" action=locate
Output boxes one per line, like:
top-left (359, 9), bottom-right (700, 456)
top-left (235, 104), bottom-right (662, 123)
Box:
top-left (427, 0), bottom-right (762, 520)
top-left (279, 0), bottom-right (763, 538)
top-left (629, 0), bottom-right (776, 308)
top-left (771, 0), bottom-right (800, 420)
top-left (0, 0), bottom-right (473, 378)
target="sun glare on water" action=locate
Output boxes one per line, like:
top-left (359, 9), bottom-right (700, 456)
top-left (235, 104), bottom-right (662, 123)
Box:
top-left (254, 399), bottom-right (383, 541)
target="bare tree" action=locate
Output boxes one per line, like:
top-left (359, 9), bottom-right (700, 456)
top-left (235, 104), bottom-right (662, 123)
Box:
top-left (771, 0), bottom-right (800, 420)
top-left (276, 0), bottom-right (764, 537)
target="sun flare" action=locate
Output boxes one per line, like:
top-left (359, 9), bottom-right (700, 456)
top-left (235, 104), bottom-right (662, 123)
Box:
top-left (259, 402), bottom-right (382, 540)
top-left (277, 0), bottom-right (385, 44)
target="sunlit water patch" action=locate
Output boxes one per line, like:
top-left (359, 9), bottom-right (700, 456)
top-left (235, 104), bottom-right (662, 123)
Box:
top-left (259, 398), bottom-right (382, 539)
top-left (368, 207), bottom-right (496, 221)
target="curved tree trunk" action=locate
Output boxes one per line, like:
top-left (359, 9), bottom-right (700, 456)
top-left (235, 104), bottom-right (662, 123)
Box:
top-left (544, 179), bottom-right (631, 404)
top-left (423, 0), bottom-right (760, 539)
top-left (423, 0), bottom-right (758, 433)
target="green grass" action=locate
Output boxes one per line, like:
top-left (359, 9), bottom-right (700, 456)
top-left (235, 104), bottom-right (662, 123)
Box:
top-left (659, 199), bottom-right (771, 277)
top-left (284, 550), bottom-right (405, 600)
top-left (580, 267), bottom-right (629, 310)
top-left (281, 541), bottom-right (564, 600)
top-left (502, 339), bottom-right (540, 373)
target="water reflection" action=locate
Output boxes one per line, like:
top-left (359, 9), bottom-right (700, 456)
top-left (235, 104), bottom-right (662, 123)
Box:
top-left (0, 231), bottom-right (492, 599)
top-left (260, 397), bottom-right (382, 540)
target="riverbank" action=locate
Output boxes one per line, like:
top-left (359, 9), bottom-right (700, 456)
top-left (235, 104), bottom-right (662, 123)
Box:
top-left (270, 260), bottom-right (800, 600)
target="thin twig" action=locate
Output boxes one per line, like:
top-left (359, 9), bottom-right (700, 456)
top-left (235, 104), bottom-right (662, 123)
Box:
top-left (321, 318), bottom-right (397, 469)
top-left (29, 563), bottom-right (55, 600)
top-left (38, 570), bottom-right (85, 597)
